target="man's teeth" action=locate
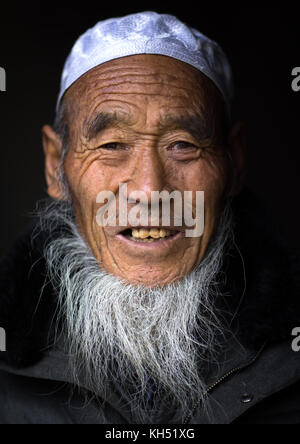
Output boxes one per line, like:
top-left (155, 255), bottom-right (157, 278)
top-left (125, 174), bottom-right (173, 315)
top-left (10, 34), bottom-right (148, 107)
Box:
top-left (131, 228), bottom-right (171, 239)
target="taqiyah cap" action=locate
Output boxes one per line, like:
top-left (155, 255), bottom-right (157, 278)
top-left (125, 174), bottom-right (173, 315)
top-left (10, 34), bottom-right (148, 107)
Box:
top-left (57, 11), bottom-right (234, 116)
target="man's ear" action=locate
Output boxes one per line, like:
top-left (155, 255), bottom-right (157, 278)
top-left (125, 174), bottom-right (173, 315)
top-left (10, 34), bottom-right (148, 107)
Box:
top-left (227, 120), bottom-right (247, 196)
top-left (42, 124), bottom-right (65, 200)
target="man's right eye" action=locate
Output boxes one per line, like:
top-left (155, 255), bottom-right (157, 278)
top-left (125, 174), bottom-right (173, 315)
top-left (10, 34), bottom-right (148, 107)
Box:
top-left (100, 142), bottom-right (122, 150)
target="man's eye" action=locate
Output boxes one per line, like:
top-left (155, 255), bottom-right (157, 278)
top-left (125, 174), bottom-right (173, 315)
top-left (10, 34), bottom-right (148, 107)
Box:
top-left (100, 142), bottom-right (125, 150)
top-left (169, 141), bottom-right (197, 150)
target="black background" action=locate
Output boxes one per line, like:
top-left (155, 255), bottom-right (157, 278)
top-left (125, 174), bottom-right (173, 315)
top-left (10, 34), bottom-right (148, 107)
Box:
top-left (1, 4), bottom-right (299, 254)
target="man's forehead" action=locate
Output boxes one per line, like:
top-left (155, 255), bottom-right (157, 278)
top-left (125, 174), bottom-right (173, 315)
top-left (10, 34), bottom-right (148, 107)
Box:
top-left (67, 55), bottom-right (208, 101)
top-left (65, 55), bottom-right (221, 130)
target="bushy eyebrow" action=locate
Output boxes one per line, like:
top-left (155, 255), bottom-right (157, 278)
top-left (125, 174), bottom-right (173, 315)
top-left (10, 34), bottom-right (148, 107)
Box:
top-left (158, 114), bottom-right (210, 140)
top-left (84, 111), bottom-right (134, 141)
top-left (84, 110), bottom-right (210, 141)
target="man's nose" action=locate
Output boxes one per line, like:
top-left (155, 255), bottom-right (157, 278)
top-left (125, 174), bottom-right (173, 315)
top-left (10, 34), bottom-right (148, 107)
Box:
top-left (128, 148), bottom-right (165, 199)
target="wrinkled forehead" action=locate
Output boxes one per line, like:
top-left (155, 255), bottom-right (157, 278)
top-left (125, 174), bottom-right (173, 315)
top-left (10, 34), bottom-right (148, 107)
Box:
top-left (63, 55), bottom-right (225, 128)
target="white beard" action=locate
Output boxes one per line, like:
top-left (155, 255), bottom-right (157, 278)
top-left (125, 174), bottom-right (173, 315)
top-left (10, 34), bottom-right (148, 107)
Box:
top-left (40, 199), bottom-right (234, 423)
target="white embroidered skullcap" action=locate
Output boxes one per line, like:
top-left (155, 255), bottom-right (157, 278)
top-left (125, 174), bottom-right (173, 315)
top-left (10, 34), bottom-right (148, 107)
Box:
top-left (56, 11), bottom-right (234, 117)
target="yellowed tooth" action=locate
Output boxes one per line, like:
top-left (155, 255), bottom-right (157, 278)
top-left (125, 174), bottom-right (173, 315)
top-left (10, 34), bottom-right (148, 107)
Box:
top-left (159, 229), bottom-right (172, 238)
top-left (139, 229), bottom-right (150, 239)
top-left (150, 228), bottom-right (160, 239)
top-left (132, 229), bottom-right (140, 238)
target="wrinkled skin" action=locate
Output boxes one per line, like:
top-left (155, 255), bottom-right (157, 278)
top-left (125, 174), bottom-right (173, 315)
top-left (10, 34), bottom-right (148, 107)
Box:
top-left (43, 55), bottom-right (245, 287)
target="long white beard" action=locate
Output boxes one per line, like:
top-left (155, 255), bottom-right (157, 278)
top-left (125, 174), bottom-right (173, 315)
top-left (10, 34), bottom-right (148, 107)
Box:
top-left (40, 199), bottom-right (234, 423)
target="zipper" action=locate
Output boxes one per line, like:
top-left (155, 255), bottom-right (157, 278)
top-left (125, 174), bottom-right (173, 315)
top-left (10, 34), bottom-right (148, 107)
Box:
top-left (183, 342), bottom-right (267, 424)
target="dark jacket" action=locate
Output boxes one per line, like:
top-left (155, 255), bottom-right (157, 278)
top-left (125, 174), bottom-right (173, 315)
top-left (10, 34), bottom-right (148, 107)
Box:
top-left (0, 190), bottom-right (300, 424)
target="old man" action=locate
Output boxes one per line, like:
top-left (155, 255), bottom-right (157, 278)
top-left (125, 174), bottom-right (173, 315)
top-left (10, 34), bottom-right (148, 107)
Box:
top-left (0, 11), bottom-right (300, 424)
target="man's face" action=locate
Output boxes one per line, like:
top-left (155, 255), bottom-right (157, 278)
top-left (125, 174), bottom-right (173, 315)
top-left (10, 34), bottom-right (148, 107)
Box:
top-left (46, 55), bottom-right (230, 287)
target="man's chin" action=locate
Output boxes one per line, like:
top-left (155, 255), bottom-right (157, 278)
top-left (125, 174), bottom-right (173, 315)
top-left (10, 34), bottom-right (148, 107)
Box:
top-left (102, 266), bottom-right (190, 288)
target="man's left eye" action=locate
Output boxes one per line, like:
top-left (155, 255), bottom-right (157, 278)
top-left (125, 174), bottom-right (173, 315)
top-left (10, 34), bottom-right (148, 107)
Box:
top-left (169, 141), bottom-right (197, 150)
top-left (100, 142), bottom-right (125, 150)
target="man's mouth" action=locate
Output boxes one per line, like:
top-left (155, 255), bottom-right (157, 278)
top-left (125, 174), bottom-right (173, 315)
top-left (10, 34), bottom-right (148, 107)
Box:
top-left (119, 227), bottom-right (179, 243)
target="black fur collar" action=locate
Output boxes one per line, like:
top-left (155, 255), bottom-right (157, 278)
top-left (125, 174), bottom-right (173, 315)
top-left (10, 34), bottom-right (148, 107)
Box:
top-left (0, 189), bottom-right (299, 368)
